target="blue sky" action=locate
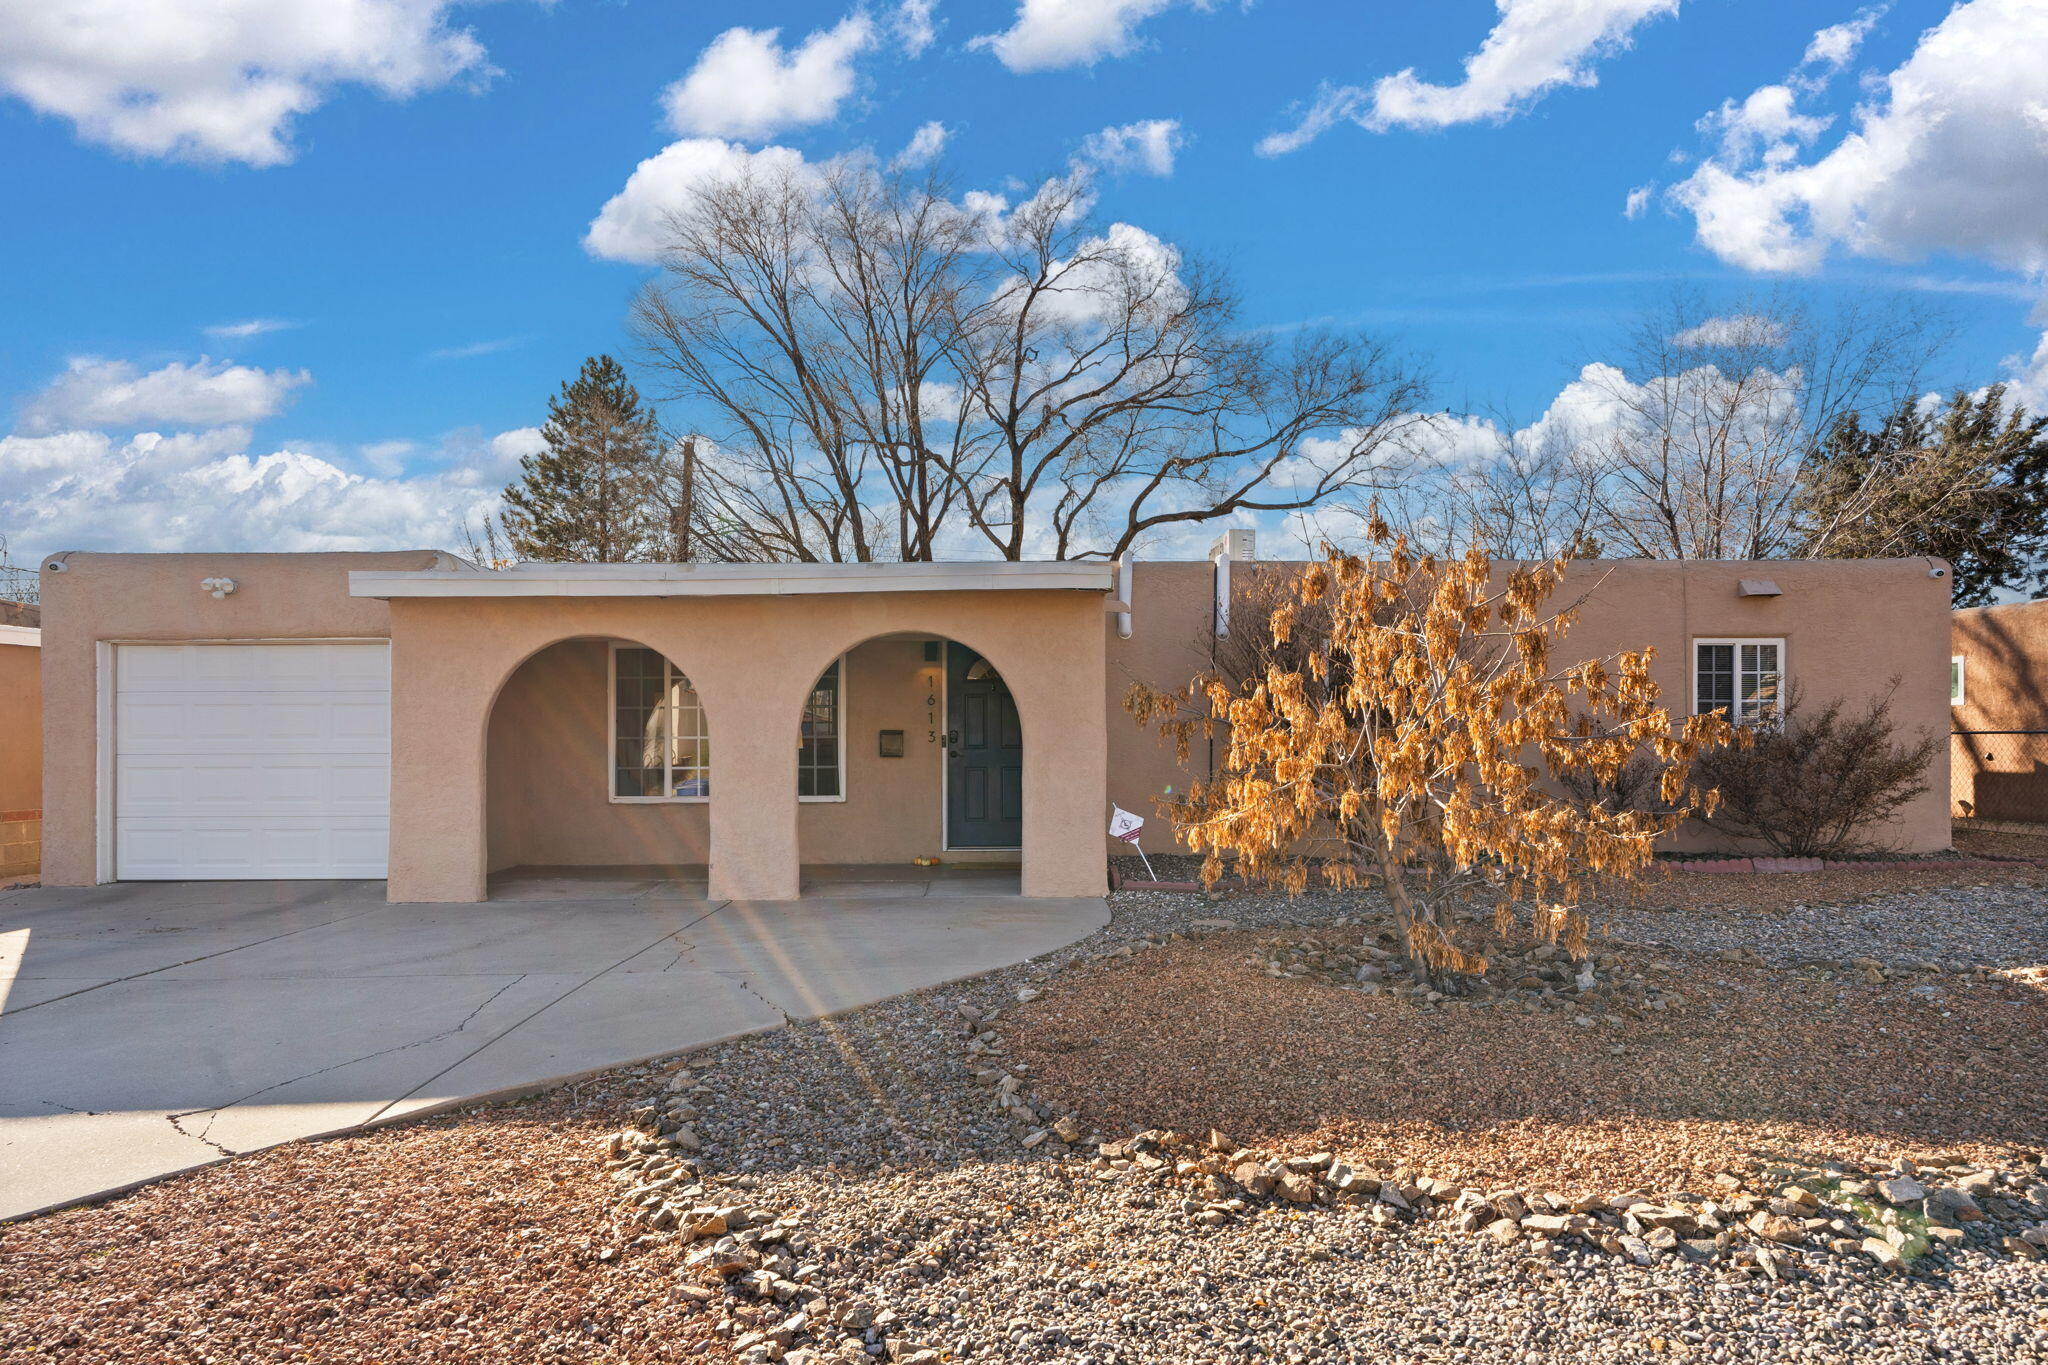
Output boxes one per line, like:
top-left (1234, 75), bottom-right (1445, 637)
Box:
top-left (3, 0), bottom-right (2045, 561)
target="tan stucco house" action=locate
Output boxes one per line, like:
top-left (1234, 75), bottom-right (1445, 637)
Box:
top-left (34, 546), bottom-right (1954, 902)
top-left (1951, 597), bottom-right (2048, 825)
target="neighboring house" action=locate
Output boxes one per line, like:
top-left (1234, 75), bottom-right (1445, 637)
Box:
top-left (33, 547), bottom-right (1953, 902)
top-left (1951, 598), bottom-right (2048, 826)
top-left (1, 603), bottom-right (42, 880)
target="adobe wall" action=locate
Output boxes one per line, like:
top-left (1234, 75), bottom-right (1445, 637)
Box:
top-left (1107, 557), bottom-right (1955, 856)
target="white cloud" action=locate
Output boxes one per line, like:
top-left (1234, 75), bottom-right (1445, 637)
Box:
top-left (1802, 7), bottom-right (1884, 71)
top-left (1076, 118), bottom-right (1182, 177)
top-left (203, 318), bottom-right (298, 340)
top-left (662, 15), bottom-right (875, 142)
top-left (895, 0), bottom-right (940, 57)
top-left (1669, 314), bottom-right (1788, 348)
top-left (427, 335), bottom-right (525, 361)
top-left (1, 423), bottom-right (533, 560)
top-left (491, 426), bottom-right (546, 461)
top-left (1258, 0), bottom-right (1679, 154)
top-left (2006, 332), bottom-right (2048, 413)
top-left (970, 0), bottom-right (1211, 74)
top-left (0, 0), bottom-right (489, 166)
top-left (583, 138), bottom-right (826, 266)
top-left (1623, 183), bottom-right (1654, 219)
top-left (891, 120), bottom-right (949, 171)
top-left (1672, 0), bottom-right (2048, 276)
top-left (20, 356), bottom-right (311, 433)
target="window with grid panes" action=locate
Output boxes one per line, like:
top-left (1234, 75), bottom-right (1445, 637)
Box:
top-left (611, 645), bottom-right (710, 799)
top-left (798, 659), bottom-right (843, 799)
top-left (1694, 639), bottom-right (1782, 724)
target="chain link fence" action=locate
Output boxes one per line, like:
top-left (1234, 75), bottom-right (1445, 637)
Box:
top-left (1951, 731), bottom-right (2048, 827)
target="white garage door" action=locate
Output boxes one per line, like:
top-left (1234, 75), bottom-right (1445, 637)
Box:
top-left (115, 642), bottom-right (391, 879)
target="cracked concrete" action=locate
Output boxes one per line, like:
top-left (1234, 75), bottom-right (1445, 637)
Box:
top-left (0, 876), bottom-right (1105, 1220)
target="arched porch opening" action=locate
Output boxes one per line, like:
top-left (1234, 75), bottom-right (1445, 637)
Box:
top-left (793, 633), bottom-right (1023, 896)
top-left (484, 636), bottom-right (712, 888)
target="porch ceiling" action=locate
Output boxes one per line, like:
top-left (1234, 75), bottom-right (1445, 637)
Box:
top-left (349, 561), bottom-right (1115, 599)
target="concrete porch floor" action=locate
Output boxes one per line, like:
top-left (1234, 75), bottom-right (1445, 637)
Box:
top-left (0, 875), bottom-right (1103, 1221)
top-left (489, 862), bottom-right (1024, 900)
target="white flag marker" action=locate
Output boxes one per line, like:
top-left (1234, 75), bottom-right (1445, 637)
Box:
top-left (1109, 805), bottom-right (1156, 879)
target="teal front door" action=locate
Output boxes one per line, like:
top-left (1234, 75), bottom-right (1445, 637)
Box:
top-left (945, 642), bottom-right (1023, 848)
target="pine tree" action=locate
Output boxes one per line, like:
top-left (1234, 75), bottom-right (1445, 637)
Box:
top-left (501, 355), bottom-right (659, 562)
top-left (1798, 385), bottom-right (2048, 606)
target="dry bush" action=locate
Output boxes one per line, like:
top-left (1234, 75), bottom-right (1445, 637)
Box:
top-left (1690, 683), bottom-right (1938, 857)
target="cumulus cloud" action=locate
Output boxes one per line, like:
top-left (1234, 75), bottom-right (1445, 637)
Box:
top-left (970, 0), bottom-right (1212, 74)
top-left (1671, 0), bottom-right (2048, 276)
top-left (1624, 183), bottom-right (1654, 219)
top-left (662, 15), bottom-right (875, 142)
top-left (1669, 314), bottom-right (1788, 348)
top-left (1076, 118), bottom-right (1182, 177)
top-left (1802, 6), bottom-right (1885, 72)
top-left (1258, 0), bottom-right (1679, 155)
top-left (20, 356), bottom-right (311, 433)
top-left (0, 0), bottom-right (490, 166)
top-left (894, 0), bottom-right (940, 57)
top-left (891, 120), bottom-right (950, 171)
top-left (583, 138), bottom-right (825, 265)
top-left (0, 423), bottom-right (531, 560)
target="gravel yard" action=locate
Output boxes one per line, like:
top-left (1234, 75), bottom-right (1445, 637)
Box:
top-left (6, 860), bottom-right (2046, 1365)
top-left (0, 1087), bottom-right (733, 1365)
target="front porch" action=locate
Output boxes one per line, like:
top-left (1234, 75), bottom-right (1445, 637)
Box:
top-left (355, 561), bottom-right (1111, 903)
top-left (487, 861), bottom-right (1024, 900)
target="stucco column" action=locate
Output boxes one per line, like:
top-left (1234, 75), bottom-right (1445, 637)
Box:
top-left (1016, 607), bottom-right (1110, 899)
top-left (700, 673), bottom-right (802, 902)
top-left (385, 605), bottom-right (491, 902)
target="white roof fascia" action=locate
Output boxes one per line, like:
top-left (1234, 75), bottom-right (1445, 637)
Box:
top-left (0, 624), bottom-right (40, 647)
top-left (349, 561), bottom-right (1115, 600)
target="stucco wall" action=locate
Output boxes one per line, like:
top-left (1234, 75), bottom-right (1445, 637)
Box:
top-left (388, 588), bottom-right (1105, 901)
top-left (1950, 598), bottom-right (2048, 822)
top-left (36, 550), bottom-right (444, 887)
top-left (1, 634), bottom-right (40, 877)
top-left (486, 636), bottom-right (954, 872)
top-left (1107, 557), bottom-right (1954, 856)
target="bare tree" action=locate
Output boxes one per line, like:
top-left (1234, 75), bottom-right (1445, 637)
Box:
top-left (1392, 289), bottom-right (1948, 563)
top-left (1573, 289), bottom-right (1946, 559)
top-left (630, 163), bottom-right (1428, 561)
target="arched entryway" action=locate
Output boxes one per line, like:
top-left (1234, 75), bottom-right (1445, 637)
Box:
top-left (792, 634), bottom-right (1023, 895)
top-left (484, 637), bottom-right (712, 885)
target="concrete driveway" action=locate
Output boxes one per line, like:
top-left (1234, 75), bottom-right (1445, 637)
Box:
top-left (0, 875), bottom-right (1106, 1220)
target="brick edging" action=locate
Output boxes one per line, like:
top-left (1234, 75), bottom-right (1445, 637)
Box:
top-left (0, 808), bottom-right (40, 823)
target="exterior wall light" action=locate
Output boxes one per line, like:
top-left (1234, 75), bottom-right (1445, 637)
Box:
top-left (200, 576), bottom-right (238, 600)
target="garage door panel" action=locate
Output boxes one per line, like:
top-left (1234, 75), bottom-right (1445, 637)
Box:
top-left (115, 643), bottom-right (391, 880)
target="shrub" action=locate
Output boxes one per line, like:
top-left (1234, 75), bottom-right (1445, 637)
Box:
top-left (1690, 683), bottom-right (1938, 857)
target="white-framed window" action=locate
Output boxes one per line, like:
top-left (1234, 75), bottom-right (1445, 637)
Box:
top-left (610, 643), bottom-right (710, 801)
top-left (1951, 654), bottom-right (1966, 705)
top-left (1694, 638), bottom-right (1783, 724)
top-left (798, 657), bottom-right (846, 802)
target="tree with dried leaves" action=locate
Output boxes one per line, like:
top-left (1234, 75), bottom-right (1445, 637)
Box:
top-left (1128, 525), bottom-right (1736, 987)
top-left (630, 164), bottom-right (1428, 561)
